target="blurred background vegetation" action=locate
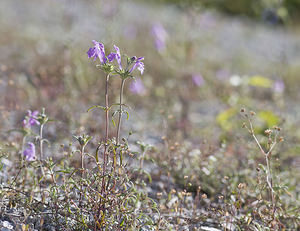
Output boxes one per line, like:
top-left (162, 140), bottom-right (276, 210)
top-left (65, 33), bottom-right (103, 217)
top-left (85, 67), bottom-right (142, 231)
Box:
top-left (1, 0), bottom-right (299, 168)
top-left (145, 0), bottom-right (300, 24)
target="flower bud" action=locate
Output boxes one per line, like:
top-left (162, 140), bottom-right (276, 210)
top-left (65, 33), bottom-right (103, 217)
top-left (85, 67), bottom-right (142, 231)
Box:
top-left (250, 111), bottom-right (256, 116)
top-left (279, 137), bottom-right (284, 142)
top-left (264, 129), bottom-right (272, 136)
top-left (238, 183), bottom-right (246, 189)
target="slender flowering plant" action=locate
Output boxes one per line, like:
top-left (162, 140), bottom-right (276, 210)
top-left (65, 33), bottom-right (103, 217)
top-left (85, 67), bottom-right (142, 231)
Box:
top-left (86, 41), bottom-right (145, 165)
top-left (87, 40), bottom-right (116, 192)
top-left (108, 45), bottom-right (145, 145)
top-left (20, 110), bottom-right (39, 164)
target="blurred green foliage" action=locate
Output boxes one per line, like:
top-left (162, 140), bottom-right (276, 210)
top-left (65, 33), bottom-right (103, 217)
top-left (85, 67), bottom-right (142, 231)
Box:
top-left (144, 0), bottom-right (300, 23)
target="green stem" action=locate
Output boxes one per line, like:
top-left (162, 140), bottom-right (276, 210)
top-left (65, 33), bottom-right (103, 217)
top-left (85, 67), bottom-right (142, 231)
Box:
top-left (80, 145), bottom-right (85, 210)
top-left (39, 124), bottom-right (45, 177)
top-left (81, 145), bottom-right (85, 178)
top-left (21, 135), bottom-right (26, 166)
top-left (116, 78), bottom-right (126, 145)
top-left (265, 154), bottom-right (275, 213)
top-left (101, 74), bottom-right (110, 193)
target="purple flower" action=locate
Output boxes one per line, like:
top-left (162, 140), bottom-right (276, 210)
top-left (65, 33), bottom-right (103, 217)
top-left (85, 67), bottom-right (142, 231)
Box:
top-left (109, 46), bottom-right (145, 75)
top-left (129, 56), bottom-right (145, 75)
top-left (129, 79), bottom-right (146, 95)
top-left (23, 142), bottom-right (36, 161)
top-left (27, 110), bottom-right (40, 126)
top-left (192, 74), bottom-right (204, 87)
top-left (273, 79), bottom-right (285, 93)
top-left (87, 40), bottom-right (107, 64)
top-left (23, 110), bottom-right (40, 128)
top-left (110, 45), bottom-right (122, 70)
top-left (151, 23), bottom-right (168, 51)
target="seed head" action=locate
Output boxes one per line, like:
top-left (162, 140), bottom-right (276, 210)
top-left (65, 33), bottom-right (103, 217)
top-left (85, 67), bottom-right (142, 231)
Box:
top-left (170, 189), bottom-right (176, 194)
top-left (264, 129), bottom-right (272, 136)
top-left (238, 183), bottom-right (246, 189)
top-left (279, 137), bottom-right (284, 142)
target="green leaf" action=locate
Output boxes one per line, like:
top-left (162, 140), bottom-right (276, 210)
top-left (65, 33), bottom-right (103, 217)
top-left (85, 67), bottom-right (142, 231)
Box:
top-left (87, 105), bottom-right (106, 112)
top-left (112, 118), bottom-right (116, 127)
top-left (112, 111), bottom-right (117, 117)
top-left (55, 170), bottom-right (71, 174)
top-left (248, 75), bottom-right (273, 88)
top-left (125, 110), bottom-right (130, 120)
top-left (95, 145), bottom-right (101, 163)
top-left (143, 170), bottom-right (152, 183)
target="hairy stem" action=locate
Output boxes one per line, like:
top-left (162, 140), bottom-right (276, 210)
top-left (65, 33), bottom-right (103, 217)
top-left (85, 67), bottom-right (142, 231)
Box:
top-left (80, 145), bottom-right (85, 210)
top-left (116, 78), bottom-right (125, 145)
top-left (265, 154), bottom-right (275, 210)
top-left (81, 145), bottom-right (85, 178)
top-left (39, 124), bottom-right (45, 177)
top-left (101, 74), bottom-right (110, 193)
top-left (20, 135), bottom-right (26, 166)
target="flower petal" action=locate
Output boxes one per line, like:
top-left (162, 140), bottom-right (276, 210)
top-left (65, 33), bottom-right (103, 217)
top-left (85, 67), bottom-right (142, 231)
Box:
top-left (129, 57), bottom-right (144, 74)
top-left (87, 41), bottom-right (107, 64)
top-left (114, 45), bottom-right (122, 69)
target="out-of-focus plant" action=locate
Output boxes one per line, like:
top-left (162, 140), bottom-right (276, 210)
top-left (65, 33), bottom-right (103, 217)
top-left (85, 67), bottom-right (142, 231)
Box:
top-left (240, 108), bottom-right (286, 228)
top-left (145, 0), bottom-right (300, 23)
